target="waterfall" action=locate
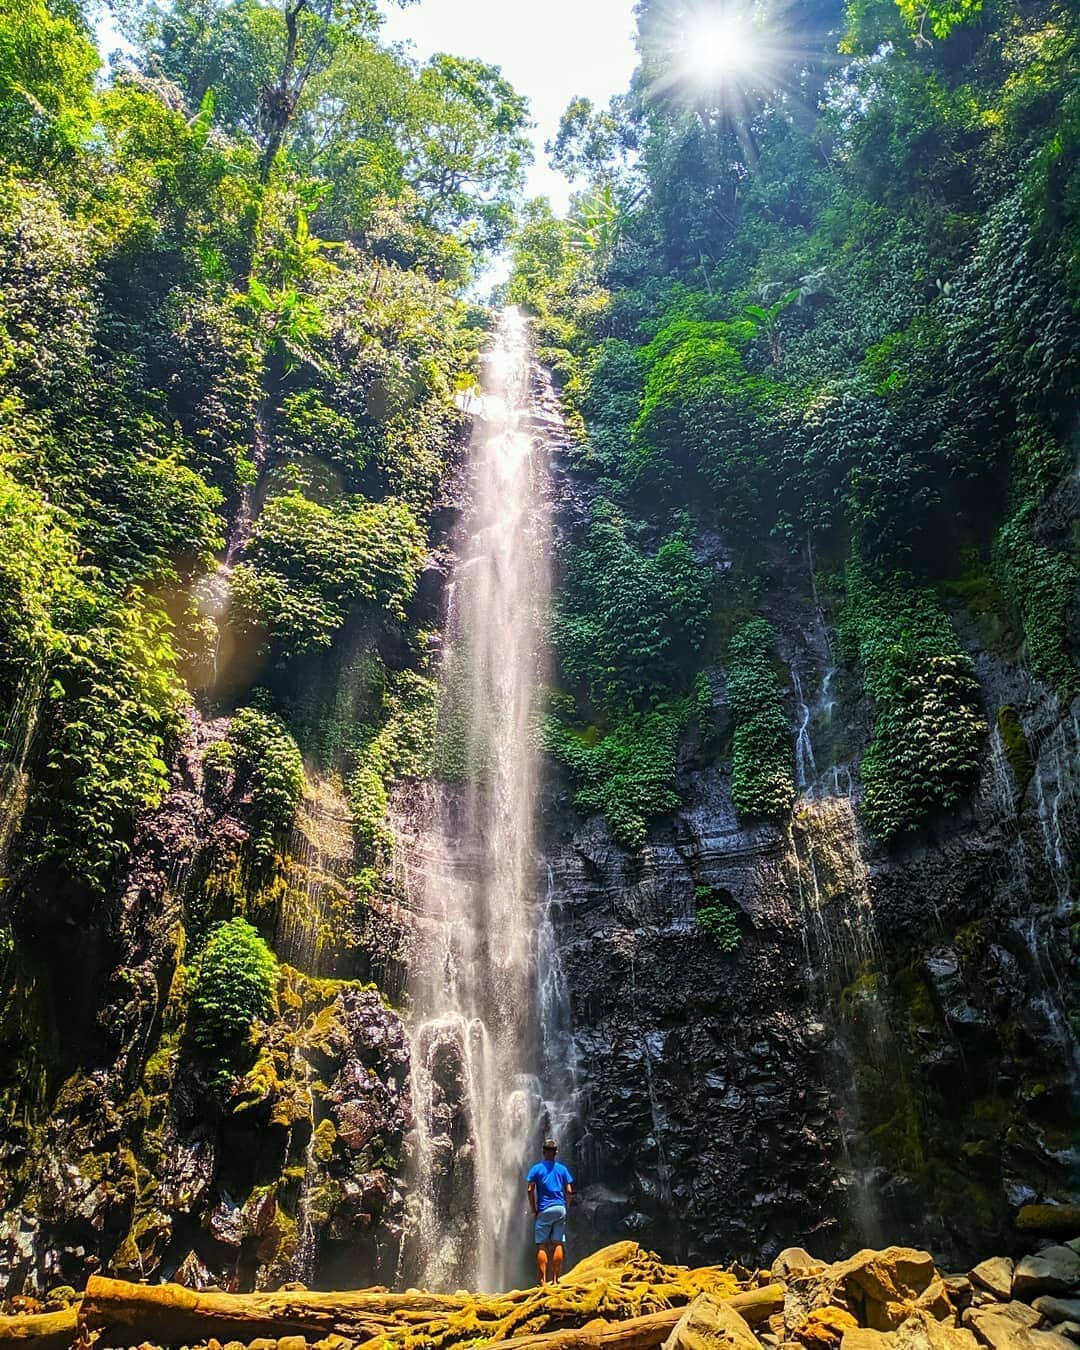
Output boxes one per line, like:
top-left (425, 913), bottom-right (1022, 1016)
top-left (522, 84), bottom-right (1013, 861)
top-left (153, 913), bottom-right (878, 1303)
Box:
top-left (399, 309), bottom-right (575, 1293)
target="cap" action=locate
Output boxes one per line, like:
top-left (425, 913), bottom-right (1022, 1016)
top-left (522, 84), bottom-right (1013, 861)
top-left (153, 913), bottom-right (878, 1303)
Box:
top-left (543, 1138), bottom-right (558, 1151)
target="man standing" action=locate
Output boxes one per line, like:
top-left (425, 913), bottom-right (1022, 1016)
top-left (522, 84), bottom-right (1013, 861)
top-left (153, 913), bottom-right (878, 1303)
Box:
top-left (526, 1138), bottom-right (574, 1286)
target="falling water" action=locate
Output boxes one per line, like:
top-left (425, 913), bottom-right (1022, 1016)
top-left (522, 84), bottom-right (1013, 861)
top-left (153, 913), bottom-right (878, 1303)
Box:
top-left (400, 310), bottom-right (574, 1293)
top-left (792, 668), bottom-right (817, 790)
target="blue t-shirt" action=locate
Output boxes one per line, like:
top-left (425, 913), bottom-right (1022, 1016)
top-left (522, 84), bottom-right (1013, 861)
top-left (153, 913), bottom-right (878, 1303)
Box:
top-left (527, 1159), bottom-right (574, 1212)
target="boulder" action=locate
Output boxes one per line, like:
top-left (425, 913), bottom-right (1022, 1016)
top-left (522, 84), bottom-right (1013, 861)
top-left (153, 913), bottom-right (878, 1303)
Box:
top-left (963, 1311), bottom-right (1031, 1350)
top-left (1034, 1303), bottom-right (1080, 1326)
top-left (1016, 1210), bottom-right (1080, 1237)
top-left (662, 1294), bottom-right (761, 1350)
top-left (971, 1261), bottom-right (1015, 1301)
top-left (842, 1331), bottom-right (895, 1350)
top-left (830, 1248), bottom-right (952, 1331)
top-left (1051, 1326), bottom-right (1080, 1345)
top-left (962, 1313), bottom-right (1073, 1350)
top-left (964, 1304), bottom-right (1041, 1332)
top-left (945, 1279), bottom-right (974, 1313)
top-left (1013, 1250), bottom-right (1080, 1299)
top-left (793, 1308), bottom-right (860, 1348)
top-left (894, 1311), bottom-right (979, 1350)
top-left (776, 1250), bottom-right (825, 1280)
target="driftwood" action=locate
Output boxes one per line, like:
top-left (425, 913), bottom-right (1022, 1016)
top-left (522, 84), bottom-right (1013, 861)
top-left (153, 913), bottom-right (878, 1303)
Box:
top-left (80, 1275), bottom-right (784, 1349)
top-left (0, 1308), bottom-right (79, 1350)
top-left (475, 1286), bottom-right (786, 1350)
top-left (82, 1278), bottom-right (467, 1343)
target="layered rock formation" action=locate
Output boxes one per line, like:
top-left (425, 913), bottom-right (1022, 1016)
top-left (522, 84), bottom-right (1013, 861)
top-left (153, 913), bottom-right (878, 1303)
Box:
top-left (541, 541), bottom-right (1080, 1268)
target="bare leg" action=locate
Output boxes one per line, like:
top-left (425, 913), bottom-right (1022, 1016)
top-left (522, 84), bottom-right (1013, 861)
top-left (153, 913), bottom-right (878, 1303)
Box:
top-left (536, 1245), bottom-right (549, 1285)
top-left (552, 1241), bottom-right (564, 1282)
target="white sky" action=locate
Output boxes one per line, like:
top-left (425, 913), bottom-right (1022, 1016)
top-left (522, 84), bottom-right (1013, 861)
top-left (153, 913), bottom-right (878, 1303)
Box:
top-left (378, 0), bottom-right (639, 212)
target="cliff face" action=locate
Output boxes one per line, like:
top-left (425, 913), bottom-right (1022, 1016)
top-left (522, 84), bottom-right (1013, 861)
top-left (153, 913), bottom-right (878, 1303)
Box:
top-left (540, 549), bottom-right (1080, 1270)
top-left (0, 710), bottom-right (412, 1295)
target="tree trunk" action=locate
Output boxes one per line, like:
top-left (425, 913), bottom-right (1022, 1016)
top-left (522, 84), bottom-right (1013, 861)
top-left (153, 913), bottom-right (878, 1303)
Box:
top-left (79, 1277), bottom-right (785, 1349)
top-left (0, 1307), bottom-right (79, 1350)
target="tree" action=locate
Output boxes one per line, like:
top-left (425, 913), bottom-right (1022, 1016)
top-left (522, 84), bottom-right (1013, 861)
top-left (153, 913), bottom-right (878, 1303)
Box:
top-left (0, 0), bottom-right (97, 171)
top-left (401, 53), bottom-right (531, 251)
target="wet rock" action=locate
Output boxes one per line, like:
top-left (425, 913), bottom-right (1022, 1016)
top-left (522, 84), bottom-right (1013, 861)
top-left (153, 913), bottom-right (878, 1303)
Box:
top-left (971, 1261), bottom-right (1015, 1301)
top-left (173, 1251), bottom-right (217, 1291)
top-left (1051, 1325), bottom-right (1080, 1344)
top-left (1013, 1250), bottom-right (1080, 1299)
top-left (1016, 1210), bottom-right (1080, 1237)
top-left (662, 1293), bottom-right (759, 1350)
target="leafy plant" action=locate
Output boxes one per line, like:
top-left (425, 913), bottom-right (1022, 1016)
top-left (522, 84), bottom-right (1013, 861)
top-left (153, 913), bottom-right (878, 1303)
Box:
top-left (694, 887), bottom-right (741, 952)
top-left (727, 620), bottom-right (795, 821)
top-left (188, 918), bottom-right (278, 1073)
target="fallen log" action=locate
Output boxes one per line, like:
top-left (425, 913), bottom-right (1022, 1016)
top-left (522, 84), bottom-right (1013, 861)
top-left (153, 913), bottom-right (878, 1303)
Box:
top-left (81, 1277), bottom-right (472, 1345)
top-left (81, 1275), bottom-right (783, 1350)
top-left (427, 1286), bottom-right (786, 1350)
top-left (0, 1307), bottom-right (79, 1350)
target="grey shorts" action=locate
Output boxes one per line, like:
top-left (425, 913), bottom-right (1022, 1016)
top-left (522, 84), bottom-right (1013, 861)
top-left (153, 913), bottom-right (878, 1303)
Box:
top-left (534, 1205), bottom-right (567, 1245)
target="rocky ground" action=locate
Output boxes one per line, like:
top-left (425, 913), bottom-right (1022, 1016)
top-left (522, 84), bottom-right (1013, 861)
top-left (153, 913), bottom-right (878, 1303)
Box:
top-left (3, 1233), bottom-right (1080, 1350)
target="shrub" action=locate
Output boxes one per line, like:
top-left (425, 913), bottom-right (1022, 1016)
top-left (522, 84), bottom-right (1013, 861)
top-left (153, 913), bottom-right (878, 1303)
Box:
top-left (226, 707), bottom-right (306, 864)
top-left (727, 619), bottom-right (795, 820)
top-left (27, 591), bottom-right (183, 892)
top-left (841, 562), bottom-right (985, 838)
top-left (231, 491), bottom-right (425, 656)
top-left (189, 918), bottom-right (278, 1067)
top-left (694, 887), bottom-right (741, 951)
top-left (545, 702), bottom-right (688, 849)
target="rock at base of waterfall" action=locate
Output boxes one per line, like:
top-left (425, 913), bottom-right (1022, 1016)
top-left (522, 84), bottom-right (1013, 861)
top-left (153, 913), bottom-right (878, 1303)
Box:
top-left (828, 1247), bottom-right (951, 1331)
top-left (1013, 1250), bottom-right (1080, 1299)
top-left (775, 1249), bottom-right (827, 1280)
top-left (1015, 1209), bottom-right (1080, 1237)
top-left (842, 1329), bottom-right (896, 1350)
top-left (1033, 1301), bottom-right (1080, 1325)
top-left (962, 1310), bottom-right (1074, 1350)
top-left (663, 1293), bottom-right (761, 1350)
top-left (793, 1307), bottom-right (860, 1347)
top-left (964, 1302), bottom-right (1041, 1332)
top-left (1051, 1323), bottom-right (1080, 1344)
top-left (894, 1311), bottom-right (980, 1350)
top-left (971, 1260), bottom-right (1015, 1301)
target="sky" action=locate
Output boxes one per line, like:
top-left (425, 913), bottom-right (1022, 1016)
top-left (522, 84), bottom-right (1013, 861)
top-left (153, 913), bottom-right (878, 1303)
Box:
top-left (378, 0), bottom-right (639, 212)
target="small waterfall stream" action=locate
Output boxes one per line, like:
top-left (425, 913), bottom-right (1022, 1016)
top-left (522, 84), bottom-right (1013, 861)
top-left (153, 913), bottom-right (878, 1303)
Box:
top-left (398, 310), bottom-right (575, 1293)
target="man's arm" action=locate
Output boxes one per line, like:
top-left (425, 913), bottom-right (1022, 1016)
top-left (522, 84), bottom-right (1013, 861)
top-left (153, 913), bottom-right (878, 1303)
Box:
top-left (528, 1181), bottom-right (538, 1216)
top-left (563, 1170), bottom-right (574, 1207)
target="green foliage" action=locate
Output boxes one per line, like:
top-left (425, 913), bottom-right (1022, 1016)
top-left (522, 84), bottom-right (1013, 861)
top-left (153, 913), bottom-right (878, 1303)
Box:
top-left (188, 917), bottom-right (278, 1071)
top-left (726, 620), bottom-right (794, 821)
top-left (994, 503), bottom-right (1078, 699)
top-left (841, 563), bottom-right (985, 838)
top-left (0, 0), bottom-right (97, 171)
top-left (631, 316), bottom-right (793, 527)
top-left (555, 505), bottom-right (710, 710)
top-left (223, 707), bottom-right (306, 865)
top-left (694, 887), bottom-right (741, 952)
top-left (545, 702), bottom-right (688, 850)
top-left (231, 491), bottom-right (425, 656)
top-left (28, 593), bottom-right (183, 892)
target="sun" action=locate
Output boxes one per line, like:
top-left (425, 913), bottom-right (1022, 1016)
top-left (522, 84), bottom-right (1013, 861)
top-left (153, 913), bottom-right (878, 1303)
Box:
top-left (682, 13), bottom-right (762, 85)
top-left (642, 0), bottom-right (799, 125)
